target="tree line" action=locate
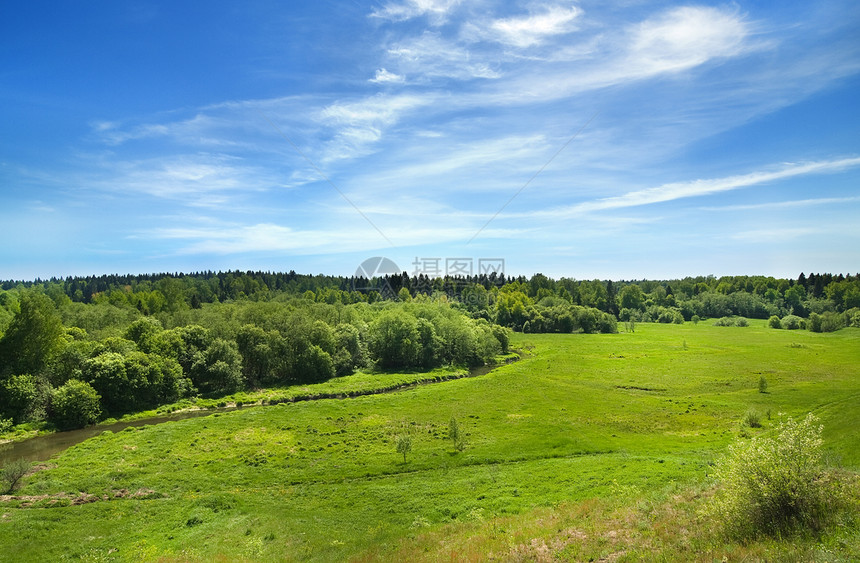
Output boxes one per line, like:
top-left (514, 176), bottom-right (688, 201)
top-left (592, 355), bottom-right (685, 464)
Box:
top-left (1, 269), bottom-right (857, 431)
top-left (0, 290), bottom-right (510, 431)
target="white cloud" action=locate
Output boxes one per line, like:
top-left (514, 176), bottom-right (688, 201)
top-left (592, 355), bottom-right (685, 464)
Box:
top-left (488, 5), bottom-right (582, 47)
top-left (348, 134), bottom-right (550, 192)
top-left (701, 196), bottom-right (860, 212)
top-left (386, 32), bottom-right (500, 80)
top-left (320, 93), bottom-right (428, 126)
top-left (540, 157), bottom-right (860, 217)
top-left (148, 218), bottom-right (521, 256)
top-left (319, 93), bottom-right (433, 161)
top-left (370, 0), bottom-right (462, 24)
top-left (92, 153), bottom-right (275, 203)
top-left (456, 5), bottom-right (757, 108)
top-left (626, 5), bottom-right (751, 74)
top-left (730, 227), bottom-right (819, 241)
top-left (370, 68), bottom-right (406, 84)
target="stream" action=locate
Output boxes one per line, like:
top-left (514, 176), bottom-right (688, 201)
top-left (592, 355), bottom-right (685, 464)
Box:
top-left (0, 408), bottom-right (239, 466)
top-left (0, 362), bottom-right (505, 466)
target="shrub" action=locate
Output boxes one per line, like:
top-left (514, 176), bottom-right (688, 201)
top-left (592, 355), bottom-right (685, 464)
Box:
top-left (743, 409), bottom-right (762, 428)
top-left (768, 315), bottom-right (781, 329)
top-left (655, 308), bottom-right (684, 324)
top-left (50, 379), bottom-right (101, 430)
top-left (714, 316), bottom-right (749, 327)
top-left (710, 413), bottom-right (841, 538)
top-left (809, 311), bottom-right (844, 333)
top-left (781, 314), bottom-right (803, 330)
top-left (1, 459), bottom-right (30, 494)
top-left (758, 376), bottom-right (768, 393)
top-left (491, 325), bottom-right (510, 354)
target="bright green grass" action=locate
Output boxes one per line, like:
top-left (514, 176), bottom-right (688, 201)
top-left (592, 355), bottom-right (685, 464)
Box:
top-left (112, 364), bottom-right (481, 422)
top-left (1, 323), bottom-right (858, 561)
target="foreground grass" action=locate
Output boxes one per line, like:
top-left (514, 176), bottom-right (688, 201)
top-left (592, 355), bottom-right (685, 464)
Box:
top-left (370, 472), bottom-right (860, 562)
top-left (1, 323), bottom-right (858, 561)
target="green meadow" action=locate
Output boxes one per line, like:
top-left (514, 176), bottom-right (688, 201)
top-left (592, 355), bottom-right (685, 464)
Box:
top-left (1, 321), bottom-right (858, 561)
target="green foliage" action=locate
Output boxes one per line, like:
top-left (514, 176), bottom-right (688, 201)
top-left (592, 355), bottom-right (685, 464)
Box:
top-left (50, 379), bottom-right (101, 430)
top-left (0, 374), bottom-right (40, 424)
top-left (808, 311), bottom-right (844, 333)
top-left (653, 307), bottom-right (684, 324)
top-left (123, 317), bottom-right (163, 353)
top-left (713, 316), bottom-right (749, 327)
top-left (1, 326), bottom-right (858, 560)
top-left (369, 311), bottom-right (421, 369)
top-left (448, 416), bottom-right (465, 452)
top-left (297, 344), bottom-right (335, 384)
top-left (769, 315), bottom-right (782, 329)
top-left (619, 284), bottom-right (645, 311)
top-left (491, 325), bottom-right (509, 353)
top-left (236, 324), bottom-right (275, 384)
top-left (190, 338), bottom-right (244, 395)
top-left (334, 323), bottom-right (366, 375)
top-left (395, 433), bottom-right (412, 463)
top-left (758, 376), bottom-right (768, 394)
top-left (0, 291), bottom-right (65, 375)
top-left (781, 314), bottom-right (804, 330)
top-left (1, 459), bottom-right (30, 494)
top-left (743, 409), bottom-right (763, 428)
top-left (711, 414), bottom-right (843, 538)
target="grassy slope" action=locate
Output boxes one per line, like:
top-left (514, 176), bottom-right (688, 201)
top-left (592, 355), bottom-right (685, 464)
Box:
top-left (1, 323), bottom-right (858, 561)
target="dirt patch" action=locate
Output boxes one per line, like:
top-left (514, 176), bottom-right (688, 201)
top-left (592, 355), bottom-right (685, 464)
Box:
top-left (1, 488), bottom-right (163, 508)
top-left (615, 385), bottom-right (667, 392)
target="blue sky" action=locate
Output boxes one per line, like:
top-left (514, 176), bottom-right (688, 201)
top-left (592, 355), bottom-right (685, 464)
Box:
top-left (2, 1), bottom-right (859, 281)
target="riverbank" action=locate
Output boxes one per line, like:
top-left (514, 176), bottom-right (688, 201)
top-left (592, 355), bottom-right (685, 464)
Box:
top-left (0, 353), bottom-right (520, 464)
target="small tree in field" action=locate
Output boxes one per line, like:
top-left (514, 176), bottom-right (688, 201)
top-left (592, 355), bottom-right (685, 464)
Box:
top-left (395, 434), bottom-right (412, 463)
top-left (710, 413), bottom-right (841, 539)
top-left (2, 459), bottom-right (30, 494)
top-left (449, 416), bottom-right (465, 452)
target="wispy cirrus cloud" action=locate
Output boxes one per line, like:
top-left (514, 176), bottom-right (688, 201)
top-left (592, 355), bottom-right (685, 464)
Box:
top-left (730, 227), bottom-right (820, 241)
top-left (85, 153), bottom-right (280, 206)
top-left (700, 196), bottom-right (860, 212)
top-left (147, 219), bottom-right (521, 256)
top-left (72, 2), bottom-right (859, 261)
top-left (626, 5), bottom-right (752, 74)
top-left (532, 157), bottom-right (860, 217)
top-left (385, 32), bottom-right (501, 81)
top-left (317, 93), bottom-right (433, 161)
top-left (484, 5), bottom-right (582, 48)
top-left (370, 0), bottom-right (462, 24)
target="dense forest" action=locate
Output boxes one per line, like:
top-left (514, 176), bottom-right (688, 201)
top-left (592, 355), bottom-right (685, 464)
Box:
top-left (1, 270), bottom-right (858, 432)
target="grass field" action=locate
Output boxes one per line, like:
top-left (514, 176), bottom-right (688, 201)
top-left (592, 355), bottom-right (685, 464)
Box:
top-left (1, 322), bottom-right (858, 561)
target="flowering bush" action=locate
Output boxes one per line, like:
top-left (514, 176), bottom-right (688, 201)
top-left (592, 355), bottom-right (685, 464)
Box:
top-left (710, 413), bottom-right (845, 538)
